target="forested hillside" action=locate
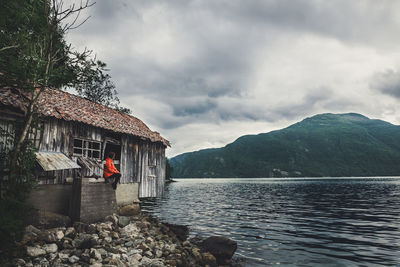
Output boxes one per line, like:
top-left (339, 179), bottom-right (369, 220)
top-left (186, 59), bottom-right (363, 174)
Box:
top-left (170, 113), bottom-right (400, 177)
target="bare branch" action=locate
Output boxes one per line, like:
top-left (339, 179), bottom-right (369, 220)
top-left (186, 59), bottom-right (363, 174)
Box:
top-left (0, 45), bottom-right (19, 52)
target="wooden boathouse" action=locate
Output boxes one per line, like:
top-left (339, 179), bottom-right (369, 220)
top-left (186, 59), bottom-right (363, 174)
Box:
top-left (0, 87), bottom-right (169, 220)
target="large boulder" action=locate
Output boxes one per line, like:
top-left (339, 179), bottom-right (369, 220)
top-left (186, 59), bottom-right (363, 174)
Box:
top-left (118, 204), bottom-right (140, 216)
top-left (202, 236), bottom-right (237, 265)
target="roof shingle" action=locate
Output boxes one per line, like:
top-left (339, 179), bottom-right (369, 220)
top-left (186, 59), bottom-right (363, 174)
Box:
top-left (0, 88), bottom-right (169, 147)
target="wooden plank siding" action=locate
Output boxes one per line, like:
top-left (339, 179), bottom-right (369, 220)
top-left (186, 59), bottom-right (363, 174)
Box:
top-left (34, 117), bottom-right (165, 197)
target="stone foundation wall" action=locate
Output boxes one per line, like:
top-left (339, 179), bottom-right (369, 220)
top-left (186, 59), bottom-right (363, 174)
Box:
top-left (28, 185), bottom-right (72, 215)
top-left (70, 178), bottom-right (117, 223)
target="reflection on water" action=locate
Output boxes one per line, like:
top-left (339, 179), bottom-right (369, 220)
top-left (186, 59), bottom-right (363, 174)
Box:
top-left (141, 178), bottom-right (400, 266)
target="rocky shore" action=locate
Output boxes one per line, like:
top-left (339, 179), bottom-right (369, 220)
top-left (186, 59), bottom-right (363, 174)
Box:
top-left (10, 212), bottom-right (238, 267)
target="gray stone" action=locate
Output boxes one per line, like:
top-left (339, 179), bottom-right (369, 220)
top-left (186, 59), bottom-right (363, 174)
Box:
top-left (65, 227), bottom-right (75, 238)
top-left (149, 260), bottom-right (165, 267)
top-left (90, 248), bottom-right (102, 261)
top-left (37, 231), bottom-right (57, 243)
top-left (124, 241), bottom-right (133, 247)
top-left (58, 253), bottom-right (69, 261)
top-left (140, 256), bottom-right (152, 266)
top-left (118, 216), bottom-right (130, 227)
top-left (144, 251), bottom-right (153, 258)
top-left (13, 258), bottom-right (26, 266)
top-left (155, 249), bottom-right (163, 258)
top-left (26, 246), bottom-right (46, 257)
top-left (97, 248), bottom-right (108, 256)
top-left (43, 243), bottom-right (58, 253)
top-left (104, 214), bottom-right (119, 225)
top-left (68, 255), bottom-right (80, 263)
top-left (56, 230), bottom-right (64, 240)
top-left (25, 225), bottom-right (41, 235)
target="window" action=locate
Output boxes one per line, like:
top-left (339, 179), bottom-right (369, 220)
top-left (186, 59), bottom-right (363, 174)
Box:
top-left (73, 138), bottom-right (101, 159)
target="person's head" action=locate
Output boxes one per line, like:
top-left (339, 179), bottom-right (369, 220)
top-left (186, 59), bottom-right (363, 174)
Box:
top-left (108, 152), bottom-right (115, 159)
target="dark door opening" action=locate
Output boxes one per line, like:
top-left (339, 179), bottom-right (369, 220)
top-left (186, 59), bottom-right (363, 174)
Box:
top-left (104, 142), bottom-right (121, 171)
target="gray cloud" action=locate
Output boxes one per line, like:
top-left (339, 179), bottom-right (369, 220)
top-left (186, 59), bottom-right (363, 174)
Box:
top-left (65, 0), bottom-right (400, 156)
top-left (370, 69), bottom-right (400, 99)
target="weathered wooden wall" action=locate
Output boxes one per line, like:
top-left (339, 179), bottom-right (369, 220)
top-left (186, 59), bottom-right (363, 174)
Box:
top-left (38, 118), bottom-right (104, 183)
top-left (121, 135), bottom-right (166, 198)
top-left (35, 117), bottom-right (166, 197)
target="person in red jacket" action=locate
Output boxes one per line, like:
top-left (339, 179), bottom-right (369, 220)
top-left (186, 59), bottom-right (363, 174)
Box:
top-left (103, 152), bottom-right (121, 190)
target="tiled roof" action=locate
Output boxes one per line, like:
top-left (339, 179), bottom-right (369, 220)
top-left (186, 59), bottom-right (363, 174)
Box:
top-left (0, 87), bottom-right (169, 147)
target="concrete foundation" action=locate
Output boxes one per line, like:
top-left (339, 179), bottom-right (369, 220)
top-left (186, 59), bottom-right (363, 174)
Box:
top-left (28, 185), bottom-right (72, 215)
top-left (116, 183), bottom-right (139, 206)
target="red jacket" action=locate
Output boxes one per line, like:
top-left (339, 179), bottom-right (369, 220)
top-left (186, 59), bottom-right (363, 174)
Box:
top-left (103, 158), bottom-right (119, 178)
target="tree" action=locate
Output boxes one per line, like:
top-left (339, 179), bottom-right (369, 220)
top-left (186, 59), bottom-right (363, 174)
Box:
top-left (74, 60), bottom-right (132, 114)
top-left (0, 0), bottom-right (106, 257)
top-left (166, 158), bottom-right (174, 180)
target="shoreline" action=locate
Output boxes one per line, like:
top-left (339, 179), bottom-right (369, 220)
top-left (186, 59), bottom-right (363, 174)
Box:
top-left (9, 212), bottom-right (239, 267)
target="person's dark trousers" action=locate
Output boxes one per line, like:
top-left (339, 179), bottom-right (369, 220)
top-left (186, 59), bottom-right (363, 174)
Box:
top-left (108, 173), bottom-right (121, 190)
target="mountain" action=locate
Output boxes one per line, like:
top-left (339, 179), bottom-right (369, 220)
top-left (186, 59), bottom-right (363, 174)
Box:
top-left (170, 113), bottom-right (400, 178)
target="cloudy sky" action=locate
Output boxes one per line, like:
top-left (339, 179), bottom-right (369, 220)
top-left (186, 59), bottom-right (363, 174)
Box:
top-left (66, 0), bottom-right (400, 157)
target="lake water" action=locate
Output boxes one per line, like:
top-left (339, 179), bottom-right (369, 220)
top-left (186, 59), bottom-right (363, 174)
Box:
top-left (140, 178), bottom-right (400, 266)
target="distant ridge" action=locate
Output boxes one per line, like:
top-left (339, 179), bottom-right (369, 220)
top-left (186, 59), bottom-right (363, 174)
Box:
top-left (170, 113), bottom-right (400, 178)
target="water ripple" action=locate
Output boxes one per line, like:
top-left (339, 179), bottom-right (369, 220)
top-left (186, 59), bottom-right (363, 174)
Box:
top-left (141, 178), bottom-right (400, 266)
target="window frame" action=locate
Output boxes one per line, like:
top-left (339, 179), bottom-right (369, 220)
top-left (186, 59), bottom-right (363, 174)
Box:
top-left (73, 138), bottom-right (102, 160)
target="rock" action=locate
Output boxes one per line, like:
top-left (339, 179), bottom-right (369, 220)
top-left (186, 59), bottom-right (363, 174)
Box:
top-left (20, 232), bottom-right (38, 245)
top-left (138, 242), bottom-right (150, 251)
top-left (26, 246), bottom-right (46, 257)
top-left (37, 230), bottom-right (57, 243)
top-left (68, 255), bottom-right (80, 263)
top-left (110, 231), bottom-right (120, 239)
top-left (140, 256), bottom-right (152, 266)
top-left (90, 248), bottom-right (102, 261)
top-left (192, 247), bottom-right (202, 262)
top-left (58, 252), bottom-right (69, 261)
top-left (25, 225), bottom-right (41, 235)
top-left (104, 214), bottom-right (119, 225)
top-left (43, 243), bottom-right (58, 253)
top-left (202, 252), bottom-right (217, 267)
top-left (124, 241), bottom-right (134, 247)
top-left (119, 204), bottom-right (140, 216)
top-left (202, 236), bottom-right (237, 265)
top-left (13, 258), bottom-right (26, 266)
top-left (144, 250), bottom-right (153, 258)
top-left (163, 223), bottom-right (189, 241)
top-left (118, 216), bottom-right (130, 227)
top-left (65, 227), bottom-right (76, 238)
top-left (74, 222), bottom-right (89, 233)
top-left (155, 249), bottom-right (163, 258)
top-left (87, 224), bottom-right (97, 234)
top-left (120, 223), bottom-right (140, 237)
top-left (56, 230), bottom-right (64, 240)
top-left (109, 258), bottom-right (126, 267)
top-left (97, 248), bottom-right (108, 257)
top-left (149, 259), bottom-right (165, 267)
top-left (129, 253), bottom-right (142, 262)
top-left (74, 233), bottom-right (97, 249)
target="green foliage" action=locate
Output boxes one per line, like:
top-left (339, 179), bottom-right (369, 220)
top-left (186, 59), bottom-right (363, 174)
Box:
top-left (171, 113), bottom-right (400, 178)
top-left (165, 158), bottom-right (173, 180)
top-left (73, 59), bottom-right (131, 114)
top-left (0, 197), bottom-right (32, 262)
